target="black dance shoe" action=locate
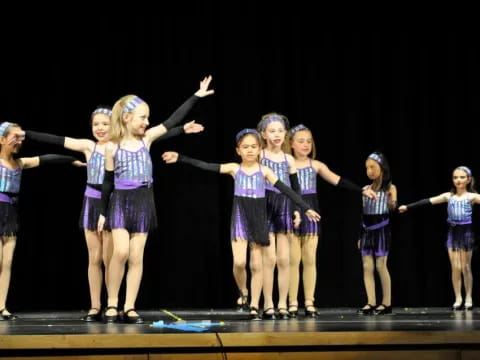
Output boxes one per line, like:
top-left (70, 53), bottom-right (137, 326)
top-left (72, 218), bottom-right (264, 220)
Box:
top-left (464, 302), bottom-right (474, 311)
top-left (277, 308), bottom-right (291, 320)
top-left (288, 305), bottom-right (298, 318)
top-left (249, 307), bottom-right (262, 321)
top-left (103, 306), bottom-right (119, 323)
top-left (82, 308), bottom-right (102, 322)
top-left (357, 304), bottom-right (375, 315)
top-left (305, 305), bottom-right (319, 318)
top-left (0, 309), bottom-right (17, 321)
top-left (452, 302), bottom-right (463, 311)
top-left (123, 309), bottom-right (144, 324)
top-left (374, 304), bottom-right (392, 315)
top-left (236, 293), bottom-right (249, 312)
top-left (262, 307), bottom-right (276, 320)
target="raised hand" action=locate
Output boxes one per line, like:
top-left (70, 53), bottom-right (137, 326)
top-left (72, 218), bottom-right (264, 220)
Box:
top-left (162, 151), bottom-right (179, 164)
top-left (194, 75), bottom-right (214, 98)
top-left (183, 120), bottom-right (204, 134)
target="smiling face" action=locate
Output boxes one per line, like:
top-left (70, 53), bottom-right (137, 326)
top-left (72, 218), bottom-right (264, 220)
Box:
top-left (290, 129), bottom-right (313, 157)
top-left (236, 134), bottom-right (261, 162)
top-left (261, 120), bottom-right (286, 148)
top-left (365, 158), bottom-right (382, 181)
top-left (124, 102), bottom-right (150, 136)
top-left (91, 113), bottom-right (111, 142)
top-left (452, 169), bottom-right (470, 192)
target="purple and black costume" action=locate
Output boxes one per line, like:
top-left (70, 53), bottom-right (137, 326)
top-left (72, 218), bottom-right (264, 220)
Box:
top-left (446, 195), bottom-right (474, 251)
top-left (360, 190), bottom-right (391, 257)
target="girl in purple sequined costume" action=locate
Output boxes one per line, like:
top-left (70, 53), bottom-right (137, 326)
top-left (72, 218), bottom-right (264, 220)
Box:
top-left (97, 76), bottom-right (214, 323)
top-left (399, 166), bottom-right (480, 311)
top-left (25, 107), bottom-right (113, 322)
top-left (358, 152), bottom-right (397, 316)
top-left (256, 113), bottom-right (301, 319)
top-left (0, 122), bottom-right (79, 321)
top-left (288, 125), bottom-right (376, 317)
top-left (162, 129), bottom-right (320, 320)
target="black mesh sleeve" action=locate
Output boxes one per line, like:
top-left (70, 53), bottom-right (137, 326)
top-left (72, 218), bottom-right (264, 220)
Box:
top-left (100, 170), bottom-right (114, 216)
top-left (26, 130), bottom-right (65, 147)
top-left (38, 154), bottom-right (77, 165)
top-left (337, 177), bottom-right (363, 192)
top-left (177, 154), bottom-right (220, 173)
top-left (274, 180), bottom-right (310, 213)
top-left (153, 126), bottom-right (184, 143)
top-left (405, 198), bottom-right (431, 210)
top-left (162, 95), bottom-right (199, 130)
top-left (289, 173), bottom-right (301, 213)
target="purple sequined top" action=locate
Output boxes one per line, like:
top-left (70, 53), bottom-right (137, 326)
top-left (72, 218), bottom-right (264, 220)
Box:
top-left (297, 160), bottom-right (317, 195)
top-left (87, 144), bottom-right (105, 185)
top-left (114, 140), bottom-right (153, 189)
top-left (363, 190), bottom-right (389, 215)
top-left (234, 165), bottom-right (265, 198)
top-left (261, 150), bottom-right (290, 193)
top-left (447, 195), bottom-right (472, 223)
top-left (0, 162), bottom-right (21, 194)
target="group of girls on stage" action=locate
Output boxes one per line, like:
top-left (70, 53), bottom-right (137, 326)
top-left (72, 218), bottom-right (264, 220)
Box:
top-left (1, 75), bottom-right (478, 322)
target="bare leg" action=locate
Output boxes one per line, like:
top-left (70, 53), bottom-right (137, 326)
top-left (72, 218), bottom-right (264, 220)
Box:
top-left (249, 243), bottom-right (263, 314)
top-left (105, 229), bottom-right (130, 316)
top-left (302, 235), bottom-right (318, 309)
top-left (362, 255), bottom-right (376, 308)
top-left (276, 233), bottom-right (290, 311)
top-left (0, 236), bottom-right (16, 314)
top-left (448, 249), bottom-right (463, 307)
top-left (375, 256), bottom-right (391, 307)
top-left (231, 238), bottom-right (249, 306)
top-left (288, 233), bottom-right (301, 311)
top-left (102, 231), bottom-right (114, 290)
top-left (123, 232), bottom-right (148, 315)
top-left (84, 230), bottom-right (103, 312)
top-left (460, 250), bottom-right (473, 306)
top-left (262, 233), bottom-right (276, 313)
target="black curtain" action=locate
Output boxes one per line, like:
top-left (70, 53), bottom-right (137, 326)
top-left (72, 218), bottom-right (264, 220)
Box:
top-left (2, 19), bottom-right (480, 310)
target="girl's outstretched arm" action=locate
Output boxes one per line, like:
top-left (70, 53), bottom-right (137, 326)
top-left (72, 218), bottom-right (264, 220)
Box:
top-left (162, 151), bottom-right (237, 176)
top-left (398, 192), bottom-right (450, 213)
top-left (145, 76), bottom-right (214, 144)
top-left (19, 154), bottom-right (81, 169)
top-left (314, 160), bottom-right (376, 199)
top-left (263, 166), bottom-right (320, 222)
top-left (25, 130), bottom-right (95, 154)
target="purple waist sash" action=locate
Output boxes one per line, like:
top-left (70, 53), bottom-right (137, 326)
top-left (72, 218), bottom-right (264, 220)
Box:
top-left (0, 192), bottom-right (13, 204)
top-left (447, 219), bottom-right (472, 226)
top-left (362, 218), bottom-right (389, 231)
top-left (85, 185), bottom-right (101, 199)
top-left (115, 179), bottom-right (152, 190)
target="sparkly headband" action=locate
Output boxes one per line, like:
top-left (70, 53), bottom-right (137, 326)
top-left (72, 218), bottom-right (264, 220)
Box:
top-left (92, 108), bottom-right (112, 117)
top-left (260, 114), bottom-right (286, 130)
top-left (122, 96), bottom-right (144, 114)
top-left (457, 166), bottom-right (472, 177)
top-left (235, 128), bottom-right (261, 143)
top-left (289, 124), bottom-right (309, 136)
top-left (368, 153), bottom-right (382, 164)
top-left (0, 122), bottom-right (11, 137)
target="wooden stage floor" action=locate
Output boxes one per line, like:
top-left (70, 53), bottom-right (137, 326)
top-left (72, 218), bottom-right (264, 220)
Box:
top-left (2, 307), bottom-right (480, 359)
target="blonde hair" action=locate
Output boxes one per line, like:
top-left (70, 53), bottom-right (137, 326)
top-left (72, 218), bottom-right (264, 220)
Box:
top-left (257, 112), bottom-right (291, 153)
top-left (109, 95), bottom-right (139, 143)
